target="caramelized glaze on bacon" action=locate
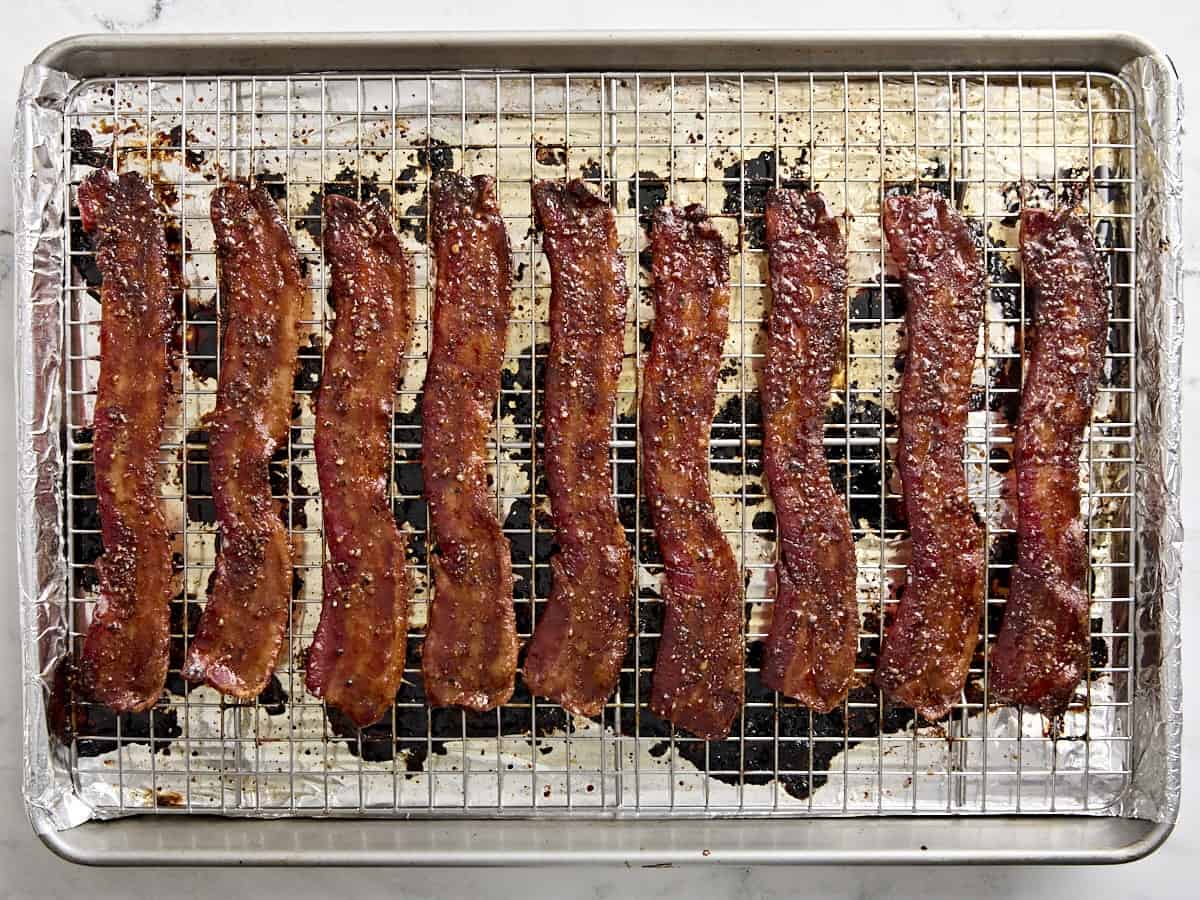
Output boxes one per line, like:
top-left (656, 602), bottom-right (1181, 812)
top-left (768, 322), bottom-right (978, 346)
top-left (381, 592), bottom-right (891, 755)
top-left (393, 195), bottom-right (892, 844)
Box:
top-left (874, 190), bottom-right (986, 721)
top-left (523, 180), bottom-right (635, 716)
top-left (760, 189), bottom-right (858, 712)
top-left (305, 195), bottom-right (415, 726)
top-left (77, 169), bottom-right (175, 713)
top-left (420, 173), bottom-right (518, 711)
top-left (989, 207), bottom-right (1108, 718)
top-left (184, 182), bottom-right (303, 698)
top-left (642, 204), bottom-right (743, 740)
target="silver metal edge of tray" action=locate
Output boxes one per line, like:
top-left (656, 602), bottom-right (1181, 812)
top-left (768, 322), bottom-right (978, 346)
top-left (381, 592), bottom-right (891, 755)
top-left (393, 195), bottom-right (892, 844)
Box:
top-left (23, 30), bottom-right (1181, 868)
top-left (33, 28), bottom-right (1168, 76)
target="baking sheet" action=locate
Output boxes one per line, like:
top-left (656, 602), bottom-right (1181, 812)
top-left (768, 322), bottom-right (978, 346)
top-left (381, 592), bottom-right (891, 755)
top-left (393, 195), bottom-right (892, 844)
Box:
top-left (14, 52), bottom-right (1181, 831)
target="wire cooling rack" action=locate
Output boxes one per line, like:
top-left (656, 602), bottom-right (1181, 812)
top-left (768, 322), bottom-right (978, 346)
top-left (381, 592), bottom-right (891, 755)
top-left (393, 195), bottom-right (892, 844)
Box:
top-left (59, 69), bottom-right (1136, 818)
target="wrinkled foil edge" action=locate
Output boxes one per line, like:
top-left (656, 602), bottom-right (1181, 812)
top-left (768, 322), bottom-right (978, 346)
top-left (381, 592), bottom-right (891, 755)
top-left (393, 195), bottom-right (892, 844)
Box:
top-left (1118, 50), bottom-right (1184, 825)
top-left (14, 64), bottom-right (93, 832)
top-left (14, 53), bottom-right (1183, 832)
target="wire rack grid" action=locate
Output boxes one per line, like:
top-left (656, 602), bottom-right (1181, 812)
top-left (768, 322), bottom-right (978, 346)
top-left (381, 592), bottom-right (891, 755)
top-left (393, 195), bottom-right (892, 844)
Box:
top-left (58, 67), bottom-right (1137, 818)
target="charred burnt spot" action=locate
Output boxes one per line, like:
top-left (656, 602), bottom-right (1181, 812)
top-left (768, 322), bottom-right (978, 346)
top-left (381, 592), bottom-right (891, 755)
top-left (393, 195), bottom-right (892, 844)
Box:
top-left (751, 509), bottom-right (776, 533)
top-left (825, 394), bottom-right (904, 532)
top-left (287, 461), bottom-right (311, 531)
top-left (417, 138), bottom-right (456, 176)
top-left (985, 236), bottom-right (1022, 320)
top-left (395, 164), bottom-right (420, 196)
top-left (185, 309), bottom-right (220, 382)
top-left (579, 158), bottom-right (602, 181)
top-left (638, 323), bottom-right (655, 356)
top-left (631, 588), bottom-right (664, 679)
top-left (74, 703), bottom-right (182, 759)
top-left (69, 210), bottom-right (103, 298)
top-left (183, 429), bottom-right (215, 525)
top-left (711, 394), bottom-right (744, 476)
top-left (66, 430), bottom-right (102, 591)
top-left (988, 445), bottom-right (1013, 475)
top-left (257, 674), bottom-right (290, 716)
top-left (502, 497), bottom-right (545, 614)
top-left (162, 125), bottom-right (206, 171)
top-left (164, 592), bottom-right (202, 697)
top-left (847, 686), bottom-right (917, 739)
top-left (293, 167), bottom-right (358, 243)
top-left (392, 400), bottom-right (425, 483)
top-left (998, 167), bottom-right (1093, 227)
top-left (720, 149), bottom-right (807, 250)
top-left (743, 480), bottom-right (766, 509)
top-left (268, 444), bottom-right (304, 528)
top-left (1089, 617), bottom-right (1110, 672)
top-left (982, 242), bottom-right (1024, 424)
top-left (636, 501), bottom-right (663, 565)
top-left (849, 286), bottom-right (906, 324)
top-left (628, 170), bottom-right (668, 233)
top-left (257, 172), bottom-right (288, 202)
top-left (987, 531), bottom-right (1018, 603)
top-left (534, 143), bottom-right (568, 168)
top-left (359, 174), bottom-right (392, 211)
top-left (857, 609), bottom-right (883, 670)
top-left (70, 128), bottom-right (111, 169)
top-left (294, 333), bottom-right (323, 393)
top-left (499, 343), bottom-right (536, 426)
top-left (397, 191), bottom-right (430, 246)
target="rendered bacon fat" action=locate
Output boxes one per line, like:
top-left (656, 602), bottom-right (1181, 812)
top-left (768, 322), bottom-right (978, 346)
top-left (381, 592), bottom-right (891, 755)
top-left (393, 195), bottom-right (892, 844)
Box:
top-left (421, 173), bottom-right (518, 711)
top-left (760, 189), bottom-right (858, 712)
top-left (184, 182), bottom-right (304, 698)
top-left (77, 169), bottom-right (175, 713)
top-left (642, 204), bottom-right (743, 740)
top-left (523, 181), bottom-right (635, 716)
top-left (989, 207), bottom-right (1108, 718)
top-left (874, 190), bottom-right (986, 721)
top-left (305, 195), bottom-right (415, 727)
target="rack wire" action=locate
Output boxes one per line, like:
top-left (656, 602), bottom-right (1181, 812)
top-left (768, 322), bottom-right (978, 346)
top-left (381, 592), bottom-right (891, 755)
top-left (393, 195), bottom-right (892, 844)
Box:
top-left (60, 68), bottom-right (1137, 817)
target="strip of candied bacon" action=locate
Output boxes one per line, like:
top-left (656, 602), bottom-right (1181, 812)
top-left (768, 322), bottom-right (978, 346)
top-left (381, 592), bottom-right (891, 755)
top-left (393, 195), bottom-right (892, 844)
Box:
top-left (183, 181), bottom-right (303, 699)
top-left (760, 189), bottom-right (858, 712)
top-left (305, 195), bottom-right (415, 726)
top-left (642, 204), bottom-right (743, 740)
top-left (76, 169), bottom-right (175, 713)
top-left (874, 190), bottom-right (986, 721)
top-left (523, 180), bottom-right (635, 717)
top-left (420, 172), bottom-right (518, 712)
top-left (990, 207), bottom-right (1108, 719)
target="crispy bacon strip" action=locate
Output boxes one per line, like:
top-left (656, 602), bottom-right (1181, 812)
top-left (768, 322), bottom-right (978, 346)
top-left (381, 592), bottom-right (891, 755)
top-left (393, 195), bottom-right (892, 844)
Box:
top-left (304, 195), bottom-right (415, 726)
top-left (76, 169), bottom-right (174, 713)
top-left (990, 207), bottom-right (1108, 718)
top-left (184, 182), bottom-right (303, 698)
top-left (523, 181), bottom-right (635, 716)
top-left (642, 204), bottom-right (743, 740)
top-left (874, 190), bottom-right (986, 720)
top-left (760, 189), bottom-right (858, 712)
top-left (421, 173), bottom-right (517, 711)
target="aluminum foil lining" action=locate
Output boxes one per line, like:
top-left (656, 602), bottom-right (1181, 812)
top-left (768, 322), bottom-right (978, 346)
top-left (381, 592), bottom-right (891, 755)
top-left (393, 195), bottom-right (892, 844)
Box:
top-left (15, 53), bottom-right (1182, 831)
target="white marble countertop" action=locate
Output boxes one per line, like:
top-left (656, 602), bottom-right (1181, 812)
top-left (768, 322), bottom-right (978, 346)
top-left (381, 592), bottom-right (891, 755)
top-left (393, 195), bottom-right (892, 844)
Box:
top-left (2, 4), bottom-right (1194, 896)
